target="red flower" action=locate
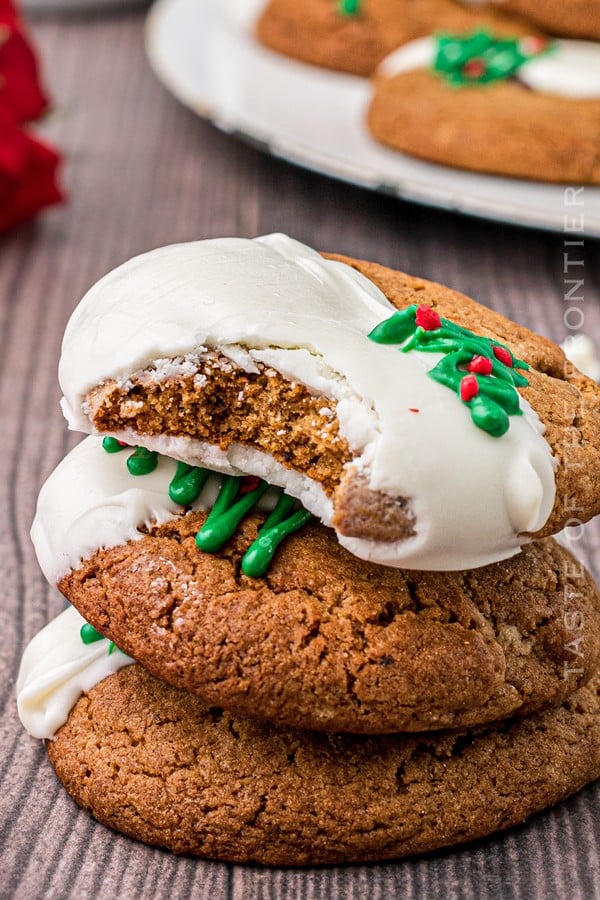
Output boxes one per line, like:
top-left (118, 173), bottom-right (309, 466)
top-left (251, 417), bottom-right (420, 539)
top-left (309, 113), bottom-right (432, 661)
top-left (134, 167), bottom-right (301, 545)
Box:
top-left (415, 306), bottom-right (442, 331)
top-left (0, 16), bottom-right (49, 122)
top-left (0, 3), bottom-right (63, 233)
top-left (460, 374), bottom-right (479, 402)
top-left (493, 346), bottom-right (513, 367)
top-left (0, 107), bottom-right (62, 233)
top-left (468, 355), bottom-right (493, 375)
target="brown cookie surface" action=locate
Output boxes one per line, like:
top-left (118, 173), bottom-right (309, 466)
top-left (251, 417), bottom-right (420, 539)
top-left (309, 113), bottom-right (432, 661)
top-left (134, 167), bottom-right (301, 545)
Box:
top-left (84, 255), bottom-right (600, 547)
top-left (60, 519), bottom-right (600, 734)
top-left (368, 69), bottom-right (600, 185)
top-left (488, 0), bottom-right (600, 41)
top-left (47, 664), bottom-right (600, 865)
top-left (256, 0), bottom-right (533, 76)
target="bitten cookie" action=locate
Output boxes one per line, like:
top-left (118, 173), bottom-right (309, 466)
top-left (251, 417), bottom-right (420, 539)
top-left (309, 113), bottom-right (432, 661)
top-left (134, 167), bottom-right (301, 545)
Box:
top-left (31, 438), bottom-right (600, 735)
top-left (368, 33), bottom-right (600, 184)
top-left (254, 0), bottom-right (533, 76)
top-left (58, 235), bottom-right (600, 571)
top-left (46, 663), bottom-right (600, 865)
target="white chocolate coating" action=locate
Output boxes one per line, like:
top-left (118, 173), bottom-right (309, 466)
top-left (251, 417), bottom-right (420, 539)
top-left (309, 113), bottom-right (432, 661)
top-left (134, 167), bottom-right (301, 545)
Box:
top-left (58, 235), bottom-right (556, 571)
top-left (378, 37), bottom-right (600, 98)
top-left (31, 436), bottom-right (283, 584)
top-left (17, 606), bottom-right (134, 740)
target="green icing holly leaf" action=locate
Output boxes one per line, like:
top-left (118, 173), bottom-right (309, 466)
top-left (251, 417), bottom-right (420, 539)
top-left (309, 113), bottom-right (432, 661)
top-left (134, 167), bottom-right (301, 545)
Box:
top-left (433, 30), bottom-right (553, 87)
top-left (368, 304), bottom-right (529, 438)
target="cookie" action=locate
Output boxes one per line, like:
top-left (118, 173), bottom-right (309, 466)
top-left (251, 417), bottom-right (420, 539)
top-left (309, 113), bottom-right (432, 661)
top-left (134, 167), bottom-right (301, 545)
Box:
top-left (46, 663), bottom-right (600, 865)
top-left (457, 0), bottom-right (600, 42)
top-left (254, 0), bottom-right (533, 76)
top-left (368, 34), bottom-right (600, 184)
top-left (58, 235), bottom-right (600, 571)
top-left (30, 438), bottom-right (600, 734)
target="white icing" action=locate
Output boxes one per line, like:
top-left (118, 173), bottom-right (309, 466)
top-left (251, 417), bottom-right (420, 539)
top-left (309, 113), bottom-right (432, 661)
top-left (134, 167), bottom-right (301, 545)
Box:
top-left (378, 38), bottom-right (437, 80)
top-left (31, 436), bottom-right (283, 585)
top-left (520, 41), bottom-right (600, 98)
top-left (17, 606), bottom-right (134, 740)
top-left (58, 234), bottom-right (556, 571)
top-left (377, 37), bottom-right (600, 98)
top-left (561, 335), bottom-right (600, 382)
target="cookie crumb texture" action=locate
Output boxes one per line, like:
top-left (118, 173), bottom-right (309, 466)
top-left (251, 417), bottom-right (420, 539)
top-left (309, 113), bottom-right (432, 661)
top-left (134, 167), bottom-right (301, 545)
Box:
top-left (368, 71), bottom-right (600, 185)
top-left (88, 350), bottom-right (351, 497)
top-left (60, 516), bottom-right (600, 733)
top-left (47, 665), bottom-right (600, 865)
top-left (86, 256), bottom-right (600, 543)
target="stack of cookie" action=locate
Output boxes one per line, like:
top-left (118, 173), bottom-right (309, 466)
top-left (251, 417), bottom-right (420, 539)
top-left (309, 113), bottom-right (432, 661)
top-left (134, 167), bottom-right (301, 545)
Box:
top-left (254, 0), bottom-right (600, 184)
top-left (17, 235), bottom-right (600, 864)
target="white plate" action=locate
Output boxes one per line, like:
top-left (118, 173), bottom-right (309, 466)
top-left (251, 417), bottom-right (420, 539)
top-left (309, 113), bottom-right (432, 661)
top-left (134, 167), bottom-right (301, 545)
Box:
top-left (146, 0), bottom-right (600, 236)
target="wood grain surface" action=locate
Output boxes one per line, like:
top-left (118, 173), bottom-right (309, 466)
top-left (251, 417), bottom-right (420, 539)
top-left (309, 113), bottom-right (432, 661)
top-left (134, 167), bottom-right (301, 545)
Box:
top-left (2, 9), bottom-right (600, 899)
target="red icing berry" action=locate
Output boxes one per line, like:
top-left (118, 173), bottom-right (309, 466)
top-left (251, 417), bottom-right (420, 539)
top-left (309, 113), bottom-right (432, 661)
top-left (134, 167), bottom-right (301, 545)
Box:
top-left (239, 475), bottom-right (261, 495)
top-left (519, 36), bottom-right (549, 56)
top-left (467, 355), bottom-right (493, 375)
top-left (460, 374), bottom-right (479, 402)
top-left (117, 440), bottom-right (128, 447)
top-left (415, 306), bottom-right (442, 331)
top-left (493, 345), bottom-right (513, 367)
top-left (462, 58), bottom-right (486, 79)
top-left (409, 407), bottom-right (420, 413)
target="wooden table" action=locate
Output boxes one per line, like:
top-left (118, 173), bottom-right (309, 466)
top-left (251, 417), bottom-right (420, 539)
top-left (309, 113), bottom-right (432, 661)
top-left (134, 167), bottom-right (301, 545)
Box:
top-left (2, 9), bottom-right (600, 898)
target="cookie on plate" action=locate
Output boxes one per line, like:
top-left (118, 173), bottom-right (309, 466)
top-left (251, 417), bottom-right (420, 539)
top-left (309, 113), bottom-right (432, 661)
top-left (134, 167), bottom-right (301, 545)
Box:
top-left (254, 0), bottom-right (533, 76)
top-left (44, 662), bottom-right (600, 865)
top-left (457, 0), bottom-right (600, 43)
top-left (368, 32), bottom-right (600, 184)
top-left (30, 437), bottom-right (600, 734)
top-left (58, 235), bottom-right (600, 572)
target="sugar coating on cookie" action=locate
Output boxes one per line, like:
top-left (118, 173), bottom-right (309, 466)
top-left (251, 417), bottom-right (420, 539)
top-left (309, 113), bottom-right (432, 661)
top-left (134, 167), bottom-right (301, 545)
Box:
top-left (58, 235), bottom-right (556, 572)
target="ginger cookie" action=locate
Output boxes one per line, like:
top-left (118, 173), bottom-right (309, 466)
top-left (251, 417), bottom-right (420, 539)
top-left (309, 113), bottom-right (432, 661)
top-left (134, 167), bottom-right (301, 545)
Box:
top-left (30, 438), bottom-right (600, 734)
top-left (254, 0), bottom-right (534, 76)
top-left (457, 0), bottom-right (600, 43)
top-left (45, 663), bottom-right (600, 865)
top-left (58, 235), bottom-right (600, 571)
top-left (368, 33), bottom-right (600, 184)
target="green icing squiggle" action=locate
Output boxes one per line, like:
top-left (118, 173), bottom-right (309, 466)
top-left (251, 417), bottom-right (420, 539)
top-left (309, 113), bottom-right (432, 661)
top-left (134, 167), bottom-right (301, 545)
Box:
top-left (127, 446), bottom-right (158, 476)
top-left (101, 441), bottom-right (313, 575)
top-left (242, 502), bottom-right (313, 578)
top-left (102, 436), bottom-right (127, 454)
top-left (80, 621), bottom-right (118, 655)
top-left (169, 461), bottom-right (211, 505)
top-left (194, 473), bottom-right (313, 575)
top-left (196, 475), bottom-right (269, 552)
